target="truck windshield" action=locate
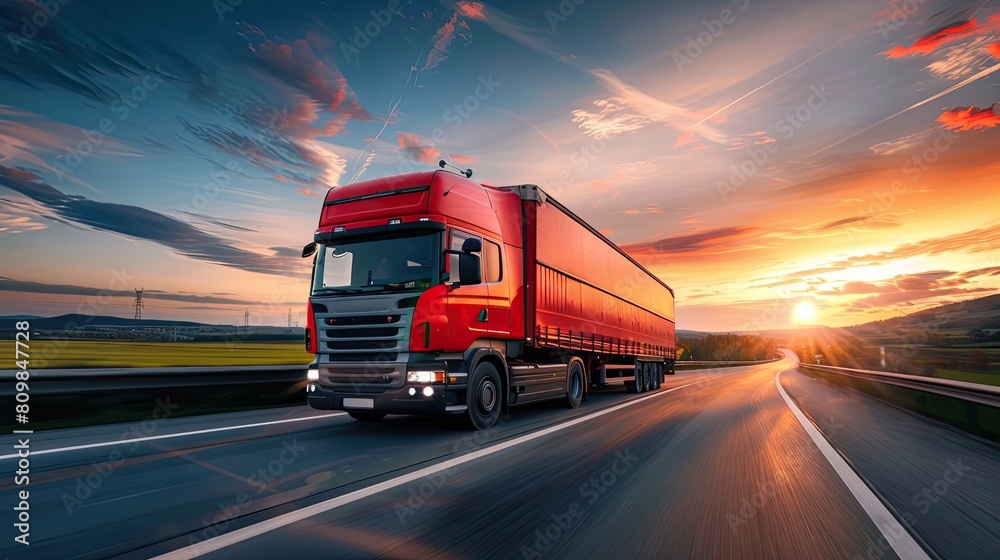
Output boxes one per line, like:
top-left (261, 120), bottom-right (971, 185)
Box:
top-left (311, 233), bottom-right (439, 295)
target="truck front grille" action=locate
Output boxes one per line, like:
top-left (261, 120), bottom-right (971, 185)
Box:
top-left (312, 295), bottom-right (414, 390)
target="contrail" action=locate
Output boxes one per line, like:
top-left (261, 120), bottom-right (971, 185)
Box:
top-left (349, 96), bottom-right (401, 183)
top-left (809, 59), bottom-right (1000, 157)
top-left (688, 39), bottom-right (844, 130)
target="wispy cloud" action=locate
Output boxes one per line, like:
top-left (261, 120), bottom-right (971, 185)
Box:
top-left (0, 165), bottom-right (300, 277)
top-left (0, 277), bottom-right (271, 306)
top-left (622, 226), bottom-right (760, 256)
top-left (925, 35), bottom-right (998, 79)
top-left (587, 69), bottom-right (729, 144)
top-left (571, 98), bottom-right (650, 139)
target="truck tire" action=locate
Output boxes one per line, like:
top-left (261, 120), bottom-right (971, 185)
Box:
top-left (641, 362), bottom-right (651, 392)
top-left (565, 361), bottom-right (585, 408)
top-left (466, 361), bottom-right (502, 429)
top-left (348, 412), bottom-right (386, 421)
top-left (651, 363), bottom-right (661, 390)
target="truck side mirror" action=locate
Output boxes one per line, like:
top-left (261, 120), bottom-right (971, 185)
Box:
top-left (458, 252), bottom-right (482, 285)
top-left (302, 242), bottom-right (317, 258)
top-left (461, 237), bottom-right (482, 253)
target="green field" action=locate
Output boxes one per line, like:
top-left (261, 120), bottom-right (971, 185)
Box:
top-left (927, 369), bottom-right (1000, 386)
top-left (3, 339), bottom-right (313, 369)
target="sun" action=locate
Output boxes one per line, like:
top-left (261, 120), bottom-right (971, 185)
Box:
top-left (793, 301), bottom-right (817, 325)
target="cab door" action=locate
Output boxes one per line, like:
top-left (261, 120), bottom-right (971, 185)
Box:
top-left (483, 239), bottom-right (511, 339)
top-left (447, 229), bottom-right (490, 350)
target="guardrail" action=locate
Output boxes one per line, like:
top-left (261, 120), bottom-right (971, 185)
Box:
top-left (0, 365), bottom-right (307, 396)
top-left (798, 363), bottom-right (1000, 442)
top-left (1, 365), bottom-right (309, 431)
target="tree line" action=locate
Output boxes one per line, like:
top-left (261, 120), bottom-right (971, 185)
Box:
top-left (678, 334), bottom-right (780, 361)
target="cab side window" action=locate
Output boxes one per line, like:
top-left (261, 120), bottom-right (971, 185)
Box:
top-left (448, 229), bottom-right (481, 284)
top-left (484, 240), bottom-right (502, 283)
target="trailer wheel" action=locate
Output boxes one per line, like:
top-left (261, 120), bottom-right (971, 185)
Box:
top-left (651, 363), bottom-right (661, 390)
top-left (466, 361), bottom-right (502, 429)
top-left (641, 363), bottom-right (651, 392)
top-left (565, 361), bottom-right (585, 408)
top-left (348, 412), bottom-right (386, 421)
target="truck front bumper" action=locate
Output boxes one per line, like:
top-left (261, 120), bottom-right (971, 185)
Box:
top-left (307, 383), bottom-right (467, 415)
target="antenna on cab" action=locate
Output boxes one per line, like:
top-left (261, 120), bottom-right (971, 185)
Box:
top-left (439, 159), bottom-right (473, 179)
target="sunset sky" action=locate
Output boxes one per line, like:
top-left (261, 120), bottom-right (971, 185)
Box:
top-left (1, 0), bottom-right (998, 332)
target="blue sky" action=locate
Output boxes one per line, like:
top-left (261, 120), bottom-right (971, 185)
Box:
top-left (1, 0), bottom-right (999, 330)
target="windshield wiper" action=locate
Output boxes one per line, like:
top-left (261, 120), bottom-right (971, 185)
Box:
top-left (361, 279), bottom-right (430, 291)
top-left (318, 287), bottom-right (366, 294)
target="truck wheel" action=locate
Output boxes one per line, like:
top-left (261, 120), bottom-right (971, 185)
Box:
top-left (642, 363), bottom-right (651, 392)
top-left (651, 363), bottom-right (661, 390)
top-left (348, 412), bottom-right (386, 421)
top-left (565, 361), bottom-right (584, 408)
top-left (466, 361), bottom-right (502, 429)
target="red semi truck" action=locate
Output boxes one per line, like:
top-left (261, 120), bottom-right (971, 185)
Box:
top-left (302, 169), bottom-right (676, 429)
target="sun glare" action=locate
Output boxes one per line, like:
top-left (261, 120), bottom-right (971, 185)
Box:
top-left (793, 301), bottom-right (817, 325)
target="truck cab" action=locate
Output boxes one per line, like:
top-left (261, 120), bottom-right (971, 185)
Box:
top-left (303, 170), bottom-right (523, 427)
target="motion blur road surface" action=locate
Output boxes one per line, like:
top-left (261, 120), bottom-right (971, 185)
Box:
top-left (3, 352), bottom-right (998, 559)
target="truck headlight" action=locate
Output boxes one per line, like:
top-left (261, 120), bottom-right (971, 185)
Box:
top-left (407, 370), bottom-right (445, 383)
top-left (307, 368), bottom-right (320, 381)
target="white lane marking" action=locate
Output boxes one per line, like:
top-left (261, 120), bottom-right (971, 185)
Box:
top-left (78, 483), bottom-right (189, 509)
top-left (775, 368), bottom-right (930, 560)
top-left (0, 413), bottom-right (346, 460)
top-left (152, 370), bottom-right (747, 559)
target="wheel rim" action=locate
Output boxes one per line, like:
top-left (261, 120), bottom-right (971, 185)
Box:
top-left (477, 379), bottom-right (497, 414)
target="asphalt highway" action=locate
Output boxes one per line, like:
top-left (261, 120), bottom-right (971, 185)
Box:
top-left (2, 352), bottom-right (997, 559)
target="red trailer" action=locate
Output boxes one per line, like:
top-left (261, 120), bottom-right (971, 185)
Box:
top-left (302, 170), bottom-right (675, 428)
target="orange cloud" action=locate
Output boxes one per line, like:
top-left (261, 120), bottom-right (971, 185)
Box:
top-left (937, 103), bottom-right (1000, 131)
top-left (397, 132), bottom-right (476, 165)
top-left (424, 12), bottom-right (459, 70)
top-left (673, 131), bottom-right (703, 149)
top-left (457, 1), bottom-right (486, 20)
top-left (883, 17), bottom-right (1000, 58)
